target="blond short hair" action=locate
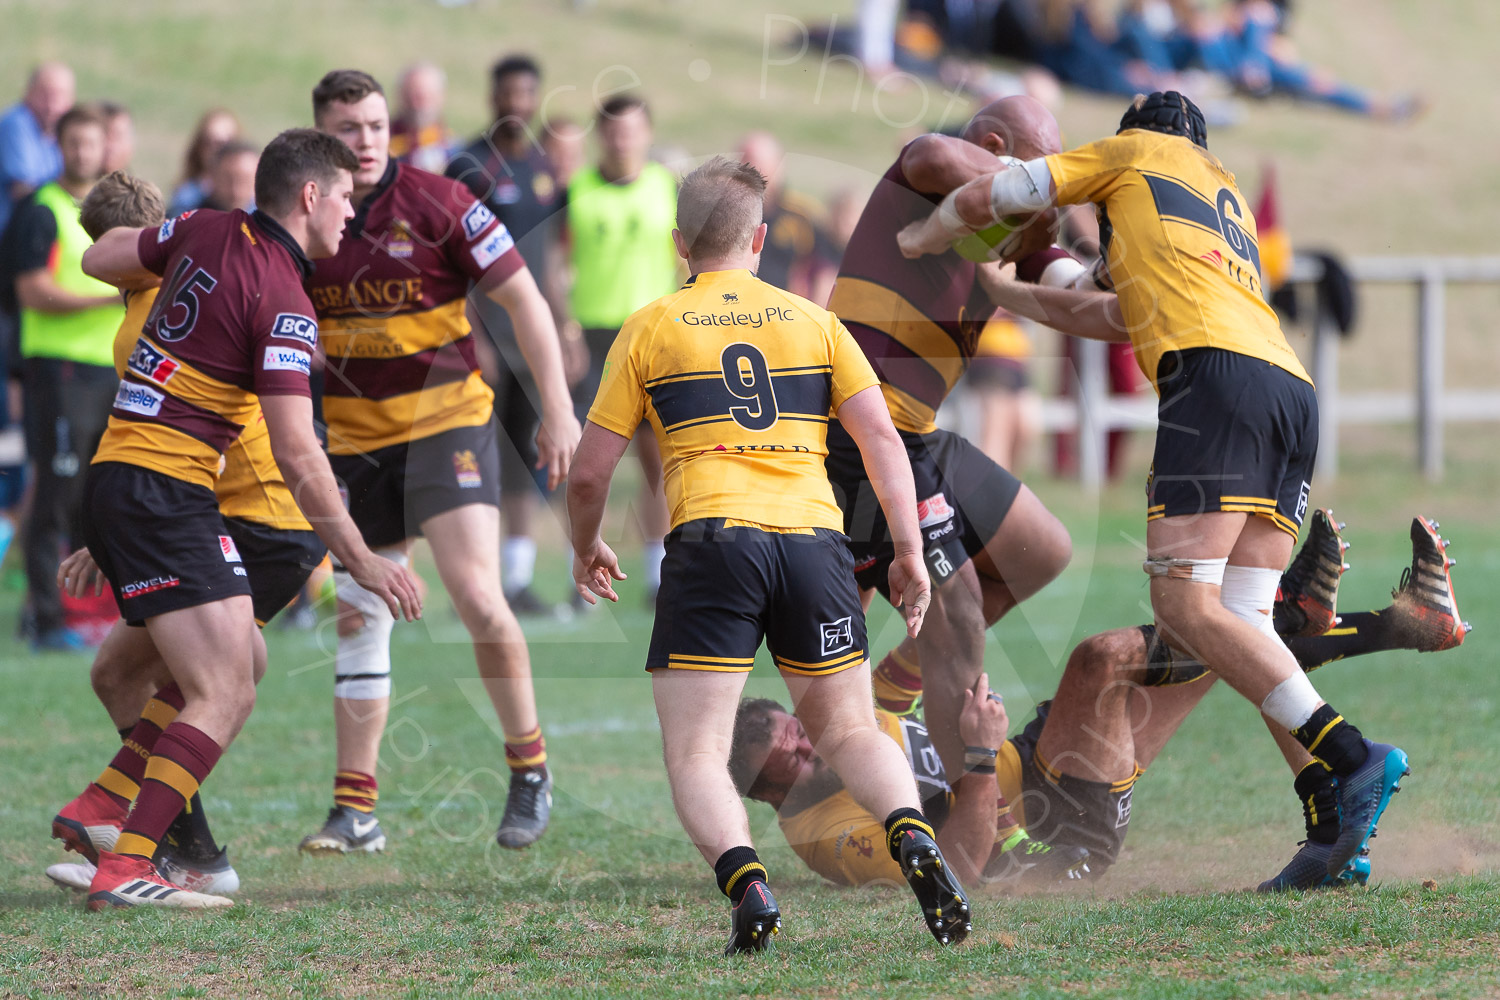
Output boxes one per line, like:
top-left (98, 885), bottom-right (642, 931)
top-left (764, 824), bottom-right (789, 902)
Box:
top-left (80, 170), bottom-right (165, 241)
top-left (675, 156), bottom-right (767, 261)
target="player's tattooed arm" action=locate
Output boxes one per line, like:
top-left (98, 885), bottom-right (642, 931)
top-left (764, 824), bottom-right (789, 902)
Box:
top-left (566, 421), bottom-right (632, 604)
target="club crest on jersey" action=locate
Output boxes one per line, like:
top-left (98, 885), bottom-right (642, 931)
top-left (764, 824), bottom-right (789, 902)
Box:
top-left (271, 313), bottom-right (319, 348)
top-left (113, 381), bottom-right (164, 417)
top-left (820, 616), bottom-right (854, 658)
top-left (386, 219), bottom-right (415, 258)
top-left (470, 225), bottom-right (514, 270)
top-left (453, 449), bottom-right (482, 488)
top-left (126, 340), bottom-right (179, 386)
top-left (462, 202), bottom-right (496, 241)
top-left (917, 494), bottom-right (953, 528)
top-left (218, 535), bottom-right (242, 563)
top-left (157, 210), bottom-right (194, 243)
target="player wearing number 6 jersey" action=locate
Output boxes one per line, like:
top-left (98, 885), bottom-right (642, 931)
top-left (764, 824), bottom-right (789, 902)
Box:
top-left (569, 157), bottom-right (968, 953)
top-left (899, 91), bottom-right (1410, 883)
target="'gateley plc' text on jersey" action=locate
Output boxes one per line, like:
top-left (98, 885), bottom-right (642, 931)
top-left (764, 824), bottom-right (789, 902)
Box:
top-left (588, 269), bottom-right (880, 531)
top-left (92, 209), bottom-right (316, 488)
top-left (307, 161), bottom-right (525, 455)
top-left (1045, 129), bottom-right (1311, 388)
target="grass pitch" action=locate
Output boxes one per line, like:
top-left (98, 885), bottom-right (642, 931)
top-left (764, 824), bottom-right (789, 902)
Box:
top-left (2, 477), bottom-right (1497, 998)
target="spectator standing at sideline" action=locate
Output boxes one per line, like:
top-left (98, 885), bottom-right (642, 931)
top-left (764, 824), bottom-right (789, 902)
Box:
top-left (200, 141), bottom-right (259, 212)
top-left (167, 108), bottom-right (241, 216)
top-left (0, 105), bottom-right (119, 650)
top-left (390, 61), bottom-right (454, 174)
top-left (100, 102), bottom-right (134, 174)
top-left (562, 95), bottom-right (679, 601)
top-left (447, 54), bottom-right (574, 614)
top-left (0, 62), bottom-right (73, 235)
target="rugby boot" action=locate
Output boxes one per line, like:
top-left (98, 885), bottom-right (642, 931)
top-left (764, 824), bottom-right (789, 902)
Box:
top-left (156, 845), bottom-right (241, 894)
top-left (1257, 841), bottom-right (1372, 892)
top-left (724, 880), bottom-right (782, 955)
top-left (298, 805), bottom-right (387, 854)
top-left (50, 846), bottom-right (241, 895)
top-left (496, 767), bottom-right (552, 849)
top-left (897, 829), bottom-right (972, 945)
top-left (52, 785), bottom-right (125, 864)
top-left (1388, 516), bottom-right (1470, 652)
top-left (86, 851), bottom-right (232, 910)
top-left (1274, 508), bottom-right (1348, 638)
top-left (1327, 741), bottom-right (1410, 878)
top-left (982, 835), bottom-right (1090, 887)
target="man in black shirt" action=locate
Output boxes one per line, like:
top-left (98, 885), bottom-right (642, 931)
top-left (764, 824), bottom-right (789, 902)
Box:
top-left (447, 54), bottom-right (575, 614)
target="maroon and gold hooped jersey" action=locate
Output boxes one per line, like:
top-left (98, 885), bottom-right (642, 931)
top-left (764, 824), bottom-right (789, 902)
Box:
top-left (91, 209), bottom-right (317, 489)
top-left (828, 142), bottom-right (998, 434)
top-left (307, 161), bottom-right (525, 455)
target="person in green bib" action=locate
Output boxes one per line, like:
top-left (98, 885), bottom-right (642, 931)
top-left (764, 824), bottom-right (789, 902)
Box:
top-left (562, 94), bottom-right (680, 603)
top-left (0, 103), bottom-right (120, 650)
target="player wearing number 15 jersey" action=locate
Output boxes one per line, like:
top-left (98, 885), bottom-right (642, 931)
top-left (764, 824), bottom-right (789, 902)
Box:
top-left (569, 157), bottom-right (967, 954)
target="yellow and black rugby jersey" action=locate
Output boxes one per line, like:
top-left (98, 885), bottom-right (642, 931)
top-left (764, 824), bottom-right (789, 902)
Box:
top-left (93, 209), bottom-right (317, 489)
top-left (113, 290), bottom-right (310, 531)
top-left (308, 160), bottom-right (524, 456)
top-left (588, 269), bottom-right (879, 531)
top-left (1045, 130), bottom-right (1310, 389)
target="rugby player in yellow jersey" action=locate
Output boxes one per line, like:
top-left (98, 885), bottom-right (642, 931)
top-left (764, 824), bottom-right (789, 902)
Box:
top-left (44, 170), bottom-right (333, 898)
top-left (898, 91), bottom-right (1411, 884)
top-left (568, 157), bottom-right (969, 953)
top-left (67, 130), bottom-right (420, 909)
top-left (303, 71), bottom-right (581, 854)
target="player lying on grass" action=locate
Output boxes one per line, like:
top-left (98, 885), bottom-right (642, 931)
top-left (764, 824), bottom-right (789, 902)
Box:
top-left (568, 157), bottom-right (969, 953)
top-left (64, 130), bottom-right (420, 910)
top-left (43, 170), bottom-right (329, 899)
top-left (842, 513), bottom-right (1467, 892)
top-left (730, 672), bottom-right (1091, 891)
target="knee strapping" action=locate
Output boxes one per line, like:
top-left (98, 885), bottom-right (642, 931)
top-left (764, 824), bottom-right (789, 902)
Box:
top-left (1142, 556), bottom-right (1227, 585)
top-left (332, 548), bottom-right (406, 700)
top-left (1220, 565), bottom-right (1283, 638)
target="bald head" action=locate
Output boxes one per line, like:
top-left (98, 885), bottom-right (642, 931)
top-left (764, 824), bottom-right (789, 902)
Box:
top-left (737, 130), bottom-right (783, 193)
top-left (26, 61), bottom-right (74, 133)
top-left (962, 95), bottom-right (1061, 162)
top-left (399, 61), bottom-right (446, 124)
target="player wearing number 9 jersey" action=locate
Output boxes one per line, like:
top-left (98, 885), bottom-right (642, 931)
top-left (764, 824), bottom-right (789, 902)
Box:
top-left (570, 157), bottom-right (970, 954)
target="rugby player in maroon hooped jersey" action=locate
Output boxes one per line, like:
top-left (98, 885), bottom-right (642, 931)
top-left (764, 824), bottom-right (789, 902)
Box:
top-left (70, 129), bottom-right (422, 909)
top-left (300, 70), bottom-right (580, 856)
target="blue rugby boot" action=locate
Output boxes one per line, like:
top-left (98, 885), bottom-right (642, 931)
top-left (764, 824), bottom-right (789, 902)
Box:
top-left (1328, 741), bottom-right (1409, 878)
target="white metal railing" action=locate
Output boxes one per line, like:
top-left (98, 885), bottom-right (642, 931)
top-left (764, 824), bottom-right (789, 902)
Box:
top-left (1029, 254), bottom-right (1500, 488)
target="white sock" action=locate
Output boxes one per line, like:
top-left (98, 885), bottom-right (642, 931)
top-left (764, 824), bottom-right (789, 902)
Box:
top-left (1260, 671), bottom-right (1322, 731)
top-left (501, 536), bottom-right (537, 592)
top-left (643, 541), bottom-right (666, 591)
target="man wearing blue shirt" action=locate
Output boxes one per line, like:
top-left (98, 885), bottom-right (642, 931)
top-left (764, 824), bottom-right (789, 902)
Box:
top-left (0, 62), bottom-right (74, 234)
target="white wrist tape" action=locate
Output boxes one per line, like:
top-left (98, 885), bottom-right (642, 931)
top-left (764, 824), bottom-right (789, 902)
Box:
top-left (989, 158), bottom-right (1052, 218)
top-left (936, 188), bottom-right (974, 238)
top-left (1260, 670), bottom-right (1321, 730)
top-left (1038, 255), bottom-right (1089, 288)
top-left (1142, 556), bottom-right (1228, 586)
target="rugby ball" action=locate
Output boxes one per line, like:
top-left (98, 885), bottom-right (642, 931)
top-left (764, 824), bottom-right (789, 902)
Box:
top-left (951, 155), bottom-right (1024, 263)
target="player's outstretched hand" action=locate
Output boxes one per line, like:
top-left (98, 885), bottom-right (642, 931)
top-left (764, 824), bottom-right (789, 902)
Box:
top-left (959, 672), bottom-right (1008, 752)
top-left (536, 408), bottom-right (583, 491)
top-left (351, 554), bottom-right (423, 622)
top-left (56, 547), bottom-right (107, 598)
top-left (573, 540), bottom-right (627, 605)
top-left (897, 213), bottom-right (954, 260)
top-left (888, 552), bottom-right (931, 638)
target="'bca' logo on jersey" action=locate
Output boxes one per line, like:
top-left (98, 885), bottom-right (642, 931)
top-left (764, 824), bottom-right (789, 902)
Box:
top-left (820, 616), bottom-right (853, 657)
